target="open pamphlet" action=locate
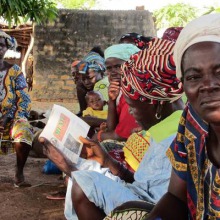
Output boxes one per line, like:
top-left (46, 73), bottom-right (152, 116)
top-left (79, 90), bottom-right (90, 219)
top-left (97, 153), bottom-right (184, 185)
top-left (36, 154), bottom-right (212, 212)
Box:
top-left (39, 104), bottom-right (90, 164)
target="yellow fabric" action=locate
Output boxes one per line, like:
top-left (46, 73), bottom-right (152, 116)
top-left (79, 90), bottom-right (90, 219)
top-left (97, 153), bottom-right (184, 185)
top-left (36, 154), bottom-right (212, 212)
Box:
top-left (123, 130), bottom-right (150, 171)
top-left (82, 107), bottom-right (108, 119)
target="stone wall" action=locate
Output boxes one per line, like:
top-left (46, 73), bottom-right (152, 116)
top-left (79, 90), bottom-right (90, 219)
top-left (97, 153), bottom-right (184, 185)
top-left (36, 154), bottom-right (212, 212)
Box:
top-left (31, 9), bottom-right (156, 102)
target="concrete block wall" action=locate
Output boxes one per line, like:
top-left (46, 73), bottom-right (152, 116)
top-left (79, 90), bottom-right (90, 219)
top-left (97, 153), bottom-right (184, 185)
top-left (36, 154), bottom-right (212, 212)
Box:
top-left (31, 9), bottom-right (156, 102)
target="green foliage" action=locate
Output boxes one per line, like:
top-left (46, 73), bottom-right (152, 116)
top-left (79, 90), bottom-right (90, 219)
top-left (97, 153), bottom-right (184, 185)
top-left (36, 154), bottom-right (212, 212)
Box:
top-left (0, 0), bottom-right (58, 27)
top-left (53, 0), bottom-right (96, 9)
top-left (203, 6), bottom-right (220, 15)
top-left (153, 3), bottom-right (198, 29)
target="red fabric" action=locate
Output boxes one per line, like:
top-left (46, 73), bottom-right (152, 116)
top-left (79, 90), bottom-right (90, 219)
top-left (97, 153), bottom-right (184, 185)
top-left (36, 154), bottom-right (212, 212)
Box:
top-left (115, 95), bottom-right (138, 139)
top-left (108, 149), bottom-right (134, 172)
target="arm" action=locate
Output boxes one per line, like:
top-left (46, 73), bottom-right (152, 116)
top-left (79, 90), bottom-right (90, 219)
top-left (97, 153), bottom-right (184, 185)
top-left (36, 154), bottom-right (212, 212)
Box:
top-left (92, 129), bottom-right (127, 142)
top-left (106, 81), bottom-right (120, 131)
top-left (145, 169), bottom-right (188, 220)
top-left (81, 116), bottom-right (106, 128)
top-left (80, 136), bottom-right (134, 183)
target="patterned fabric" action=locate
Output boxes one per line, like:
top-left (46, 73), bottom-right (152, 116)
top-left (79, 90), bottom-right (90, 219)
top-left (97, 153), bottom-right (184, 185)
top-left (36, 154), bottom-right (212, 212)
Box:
top-left (0, 30), bottom-right (17, 50)
top-left (0, 64), bottom-right (33, 153)
top-left (78, 51), bottom-right (106, 74)
top-left (121, 38), bottom-right (183, 104)
top-left (162, 27), bottom-right (183, 42)
top-left (123, 130), bottom-right (150, 171)
top-left (119, 32), bottom-right (153, 50)
top-left (166, 103), bottom-right (220, 219)
top-left (104, 208), bottom-right (148, 220)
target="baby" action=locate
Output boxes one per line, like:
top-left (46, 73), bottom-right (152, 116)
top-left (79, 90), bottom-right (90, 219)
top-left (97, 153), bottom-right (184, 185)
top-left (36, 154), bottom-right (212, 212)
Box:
top-left (82, 91), bottom-right (108, 120)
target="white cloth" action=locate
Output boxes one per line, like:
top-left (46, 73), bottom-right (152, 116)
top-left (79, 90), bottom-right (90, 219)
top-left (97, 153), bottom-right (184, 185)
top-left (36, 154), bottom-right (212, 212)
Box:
top-left (174, 13), bottom-right (220, 79)
top-left (64, 134), bottom-right (175, 219)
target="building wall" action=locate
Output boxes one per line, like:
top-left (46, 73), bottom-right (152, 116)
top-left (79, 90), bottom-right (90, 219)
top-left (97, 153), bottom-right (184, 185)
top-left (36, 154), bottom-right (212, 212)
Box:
top-left (31, 9), bottom-right (156, 102)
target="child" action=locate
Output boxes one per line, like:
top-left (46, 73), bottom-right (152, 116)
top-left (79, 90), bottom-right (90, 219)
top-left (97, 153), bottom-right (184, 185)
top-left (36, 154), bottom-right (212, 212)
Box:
top-left (82, 91), bottom-right (108, 119)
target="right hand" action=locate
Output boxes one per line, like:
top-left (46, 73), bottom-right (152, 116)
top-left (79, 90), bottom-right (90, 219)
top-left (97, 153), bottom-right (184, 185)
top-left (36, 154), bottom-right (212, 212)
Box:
top-left (79, 136), bottom-right (111, 167)
top-left (108, 81), bottom-right (120, 101)
top-left (0, 116), bottom-right (9, 133)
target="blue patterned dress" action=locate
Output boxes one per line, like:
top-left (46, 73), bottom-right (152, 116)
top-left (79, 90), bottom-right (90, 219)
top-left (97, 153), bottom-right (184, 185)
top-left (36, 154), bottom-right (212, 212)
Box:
top-left (0, 64), bottom-right (33, 154)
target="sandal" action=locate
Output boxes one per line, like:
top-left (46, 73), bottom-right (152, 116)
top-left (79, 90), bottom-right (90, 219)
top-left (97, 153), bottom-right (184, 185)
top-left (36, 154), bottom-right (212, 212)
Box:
top-left (46, 190), bottom-right (66, 200)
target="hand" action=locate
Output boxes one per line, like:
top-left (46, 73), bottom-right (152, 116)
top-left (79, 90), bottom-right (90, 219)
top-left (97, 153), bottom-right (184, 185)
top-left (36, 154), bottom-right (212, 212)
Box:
top-left (39, 137), bottom-right (77, 177)
top-left (108, 81), bottom-right (120, 101)
top-left (79, 136), bottom-right (110, 167)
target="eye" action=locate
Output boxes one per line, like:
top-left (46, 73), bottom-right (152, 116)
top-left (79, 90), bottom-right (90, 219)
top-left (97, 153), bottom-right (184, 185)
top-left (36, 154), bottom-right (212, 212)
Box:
top-left (184, 73), bottom-right (201, 81)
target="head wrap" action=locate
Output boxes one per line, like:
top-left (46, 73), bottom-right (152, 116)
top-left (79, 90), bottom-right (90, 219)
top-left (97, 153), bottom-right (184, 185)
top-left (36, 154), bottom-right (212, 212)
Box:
top-left (162, 27), bottom-right (183, 42)
top-left (119, 32), bottom-right (153, 50)
top-left (0, 30), bottom-right (17, 50)
top-left (104, 44), bottom-right (140, 61)
top-left (121, 38), bottom-right (183, 104)
top-left (71, 60), bottom-right (80, 68)
top-left (174, 13), bottom-right (220, 79)
top-left (77, 51), bottom-right (105, 74)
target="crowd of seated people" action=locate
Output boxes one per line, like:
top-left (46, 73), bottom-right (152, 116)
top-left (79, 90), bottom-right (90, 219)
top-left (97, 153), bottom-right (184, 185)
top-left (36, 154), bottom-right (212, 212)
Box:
top-left (2, 13), bottom-right (219, 220)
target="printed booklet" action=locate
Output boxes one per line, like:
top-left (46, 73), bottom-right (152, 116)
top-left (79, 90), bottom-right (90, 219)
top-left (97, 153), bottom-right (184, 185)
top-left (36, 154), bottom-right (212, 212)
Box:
top-left (39, 104), bottom-right (90, 164)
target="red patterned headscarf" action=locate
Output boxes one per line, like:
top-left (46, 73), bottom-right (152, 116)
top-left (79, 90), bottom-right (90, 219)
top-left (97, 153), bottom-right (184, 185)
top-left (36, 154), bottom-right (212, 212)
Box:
top-left (121, 38), bottom-right (183, 104)
top-left (162, 27), bottom-right (183, 42)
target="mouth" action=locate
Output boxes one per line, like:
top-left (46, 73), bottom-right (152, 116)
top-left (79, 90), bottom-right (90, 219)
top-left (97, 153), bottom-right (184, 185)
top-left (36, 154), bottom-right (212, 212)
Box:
top-left (201, 99), bottom-right (220, 107)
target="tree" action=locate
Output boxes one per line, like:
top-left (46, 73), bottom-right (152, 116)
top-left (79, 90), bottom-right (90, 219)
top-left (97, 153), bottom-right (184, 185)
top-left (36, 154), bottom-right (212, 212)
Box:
top-left (0, 0), bottom-right (58, 27)
top-left (52, 0), bottom-right (96, 9)
top-left (153, 3), bottom-right (198, 30)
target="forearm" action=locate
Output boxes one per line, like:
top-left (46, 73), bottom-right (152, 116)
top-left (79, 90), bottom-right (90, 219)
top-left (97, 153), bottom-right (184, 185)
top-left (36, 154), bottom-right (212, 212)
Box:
top-left (92, 130), bottom-right (127, 142)
top-left (145, 192), bottom-right (188, 220)
top-left (81, 116), bottom-right (106, 127)
top-left (107, 99), bottom-right (118, 131)
top-left (104, 156), bottom-right (134, 183)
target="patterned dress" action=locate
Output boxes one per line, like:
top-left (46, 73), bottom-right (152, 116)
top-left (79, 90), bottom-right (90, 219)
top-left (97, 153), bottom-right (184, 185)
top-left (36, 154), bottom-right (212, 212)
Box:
top-left (167, 103), bottom-right (220, 219)
top-left (0, 64), bottom-right (33, 154)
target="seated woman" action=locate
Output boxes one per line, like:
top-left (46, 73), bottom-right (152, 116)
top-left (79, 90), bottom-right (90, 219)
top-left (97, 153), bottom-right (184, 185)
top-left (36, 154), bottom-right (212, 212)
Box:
top-left (145, 13), bottom-right (220, 220)
top-left (92, 44), bottom-right (140, 145)
top-left (39, 37), bottom-right (184, 220)
top-left (0, 30), bottom-right (33, 187)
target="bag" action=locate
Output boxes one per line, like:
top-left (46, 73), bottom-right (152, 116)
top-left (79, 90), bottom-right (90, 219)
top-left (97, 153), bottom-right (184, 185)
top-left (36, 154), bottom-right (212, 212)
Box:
top-left (42, 160), bottom-right (62, 174)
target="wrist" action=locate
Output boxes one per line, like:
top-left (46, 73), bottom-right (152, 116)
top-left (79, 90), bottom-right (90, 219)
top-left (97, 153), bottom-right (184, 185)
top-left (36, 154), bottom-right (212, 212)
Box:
top-left (97, 130), bottom-right (104, 142)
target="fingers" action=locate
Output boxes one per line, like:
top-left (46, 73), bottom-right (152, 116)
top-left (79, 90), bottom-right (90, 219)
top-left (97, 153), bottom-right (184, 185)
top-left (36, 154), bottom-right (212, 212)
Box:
top-left (79, 136), bottom-right (94, 145)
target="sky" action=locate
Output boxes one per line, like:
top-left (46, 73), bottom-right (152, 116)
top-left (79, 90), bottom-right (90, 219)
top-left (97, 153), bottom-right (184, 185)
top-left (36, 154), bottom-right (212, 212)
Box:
top-left (93, 0), bottom-right (219, 11)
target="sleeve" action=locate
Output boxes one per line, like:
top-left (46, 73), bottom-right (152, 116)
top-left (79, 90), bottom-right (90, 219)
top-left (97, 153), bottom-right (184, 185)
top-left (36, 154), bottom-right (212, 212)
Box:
top-left (82, 107), bottom-right (93, 117)
top-left (115, 96), bottom-right (138, 139)
top-left (166, 113), bottom-right (188, 181)
top-left (6, 66), bottom-right (31, 120)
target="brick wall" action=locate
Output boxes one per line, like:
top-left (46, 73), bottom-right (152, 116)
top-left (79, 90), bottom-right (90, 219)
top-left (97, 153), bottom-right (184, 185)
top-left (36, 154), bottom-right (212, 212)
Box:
top-left (31, 9), bottom-right (156, 102)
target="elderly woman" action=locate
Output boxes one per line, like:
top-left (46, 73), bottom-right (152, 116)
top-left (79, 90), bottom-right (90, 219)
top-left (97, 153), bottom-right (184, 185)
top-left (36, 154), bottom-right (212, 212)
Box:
top-left (146, 13), bottom-right (220, 220)
top-left (39, 38), bottom-right (184, 220)
top-left (0, 30), bottom-right (33, 187)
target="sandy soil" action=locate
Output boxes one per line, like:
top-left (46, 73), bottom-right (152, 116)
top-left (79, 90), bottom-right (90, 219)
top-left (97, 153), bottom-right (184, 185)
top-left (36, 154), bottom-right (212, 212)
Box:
top-left (0, 154), bottom-right (66, 220)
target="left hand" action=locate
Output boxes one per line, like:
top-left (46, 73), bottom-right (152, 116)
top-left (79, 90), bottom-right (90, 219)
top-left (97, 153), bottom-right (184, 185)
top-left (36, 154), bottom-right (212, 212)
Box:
top-left (39, 137), bottom-right (77, 177)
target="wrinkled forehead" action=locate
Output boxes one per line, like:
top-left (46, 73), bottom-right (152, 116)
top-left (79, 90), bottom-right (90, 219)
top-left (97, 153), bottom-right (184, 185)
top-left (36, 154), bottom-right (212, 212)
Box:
top-left (105, 57), bottom-right (125, 66)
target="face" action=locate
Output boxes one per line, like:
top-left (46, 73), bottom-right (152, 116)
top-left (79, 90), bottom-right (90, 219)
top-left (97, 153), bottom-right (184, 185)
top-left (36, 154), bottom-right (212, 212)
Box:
top-left (105, 58), bottom-right (124, 84)
top-left (125, 95), bottom-right (157, 130)
top-left (0, 38), bottom-right (8, 60)
top-left (81, 69), bottom-right (102, 90)
top-left (71, 66), bottom-right (79, 83)
top-left (87, 93), bottom-right (104, 110)
top-left (182, 42), bottom-right (220, 124)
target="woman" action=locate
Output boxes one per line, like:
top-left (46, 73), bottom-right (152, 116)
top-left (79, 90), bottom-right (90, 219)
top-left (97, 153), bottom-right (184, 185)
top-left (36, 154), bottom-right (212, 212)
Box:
top-left (146, 13), bottom-right (220, 220)
top-left (0, 30), bottom-right (33, 187)
top-left (39, 38), bottom-right (184, 220)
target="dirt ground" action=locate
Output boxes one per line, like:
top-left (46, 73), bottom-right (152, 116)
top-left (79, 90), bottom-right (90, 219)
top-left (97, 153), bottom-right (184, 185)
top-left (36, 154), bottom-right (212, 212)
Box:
top-left (0, 150), bottom-right (66, 220)
top-left (0, 101), bottom-right (78, 220)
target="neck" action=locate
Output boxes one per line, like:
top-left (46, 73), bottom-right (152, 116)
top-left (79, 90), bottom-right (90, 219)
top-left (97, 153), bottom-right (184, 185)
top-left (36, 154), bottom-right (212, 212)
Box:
top-left (161, 98), bottom-right (184, 120)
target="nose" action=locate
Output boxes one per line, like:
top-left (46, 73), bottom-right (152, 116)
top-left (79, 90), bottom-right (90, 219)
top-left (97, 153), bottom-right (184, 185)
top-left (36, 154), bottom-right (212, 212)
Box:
top-left (199, 74), bottom-right (219, 92)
